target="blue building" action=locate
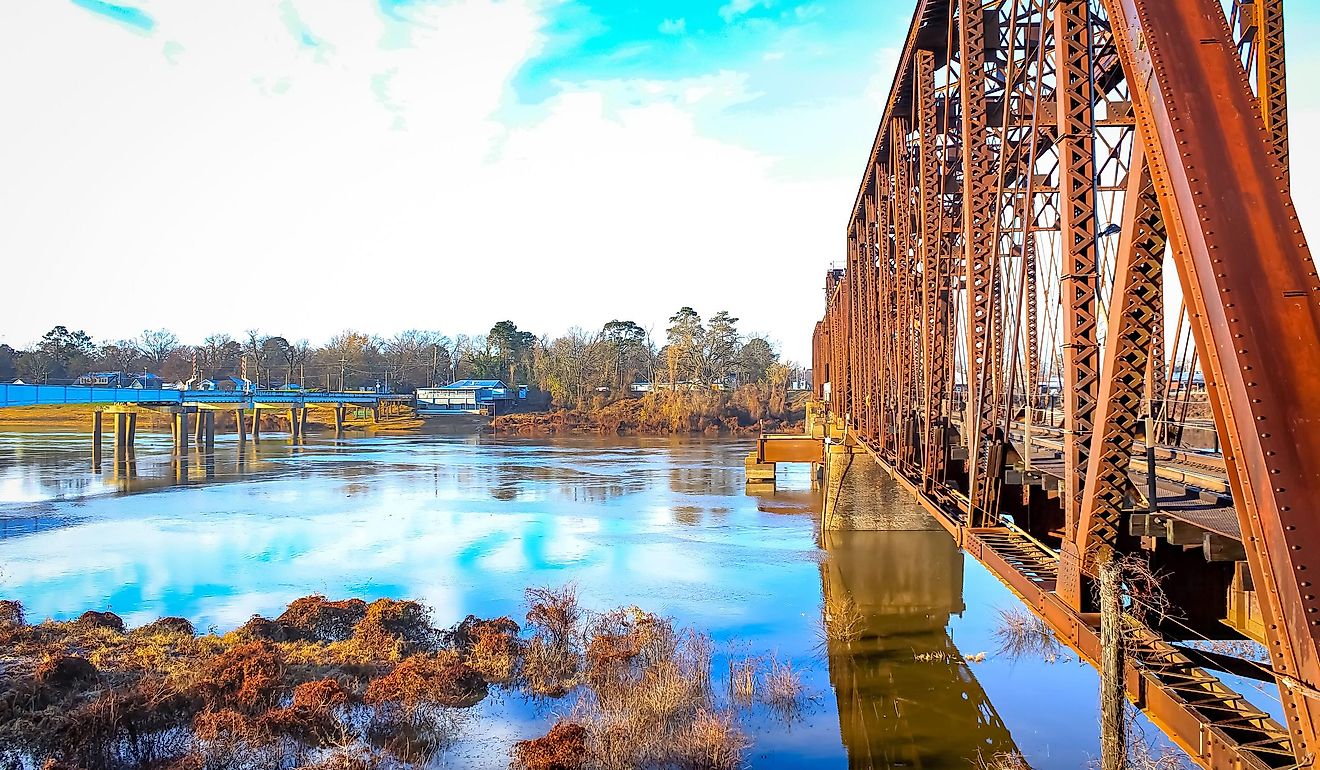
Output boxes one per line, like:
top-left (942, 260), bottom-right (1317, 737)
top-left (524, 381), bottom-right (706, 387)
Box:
top-left (415, 379), bottom-right (526, 415)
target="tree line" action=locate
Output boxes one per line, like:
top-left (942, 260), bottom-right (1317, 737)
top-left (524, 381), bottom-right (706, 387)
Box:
top-left (0, 309), bottom-right (804, 407)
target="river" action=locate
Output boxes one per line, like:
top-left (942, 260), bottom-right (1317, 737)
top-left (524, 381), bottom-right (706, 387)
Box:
top-left (0, 426), bottom-right (1167, 768)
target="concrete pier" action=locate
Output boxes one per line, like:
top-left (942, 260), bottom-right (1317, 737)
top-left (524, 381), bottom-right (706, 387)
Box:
top-left (92, 410), bottom-right (103, 469)
top-left (235, 409), bottom-right (247, 444)
top-left (251, 408), bottom-right (261, 441)
top-left (173, 410), bottom-right (191, 453)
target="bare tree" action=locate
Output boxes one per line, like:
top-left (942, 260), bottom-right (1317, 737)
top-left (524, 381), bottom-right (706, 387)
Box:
top-left (99, 340), bottom-right (142, 380)
top-left (138, 329), bottom-right (180, 371)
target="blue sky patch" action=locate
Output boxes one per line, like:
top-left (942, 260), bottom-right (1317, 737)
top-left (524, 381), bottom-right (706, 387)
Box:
top-left (70, 0), bottom-right (154, 32)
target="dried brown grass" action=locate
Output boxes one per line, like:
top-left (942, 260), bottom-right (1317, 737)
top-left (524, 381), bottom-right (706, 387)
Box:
top-left (991, 607), bottom-right (1059, 663)
top-left (761, 656), bottom-right (804, 719)
top-left (822, 593), bottom-right (864, 644)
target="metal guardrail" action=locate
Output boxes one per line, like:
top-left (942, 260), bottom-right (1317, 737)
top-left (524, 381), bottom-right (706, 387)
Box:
top-left (0, 383), bottom-right (401, 409)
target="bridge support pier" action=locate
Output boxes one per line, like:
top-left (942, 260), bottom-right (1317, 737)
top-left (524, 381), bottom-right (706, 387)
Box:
top-left (235, 410), bottom-right (247, 444)
top-left (203, 411), bottom-right (215, 450)
top-left (289, 408), bottom-right (304, 442)
top-left (113, 412), bottom-right (131, 450)
top-left (194, 409), bottom-right (205, 446)
top-left (173, 411), bottom-right (190, 453)
top-left (92, 410), bottom-right (103, 469)
top-left (251, 408), bottom-right (261, 442)
top-left (333, 405), bottom-right (345, 436)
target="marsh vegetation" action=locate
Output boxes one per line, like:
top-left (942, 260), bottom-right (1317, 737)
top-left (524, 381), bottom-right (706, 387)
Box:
top-left (0, 586), bottom-right (806, 770)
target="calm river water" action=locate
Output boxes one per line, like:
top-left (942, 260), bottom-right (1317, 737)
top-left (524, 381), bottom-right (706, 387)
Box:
top-left (0, 426), bottom-right (1181, 767)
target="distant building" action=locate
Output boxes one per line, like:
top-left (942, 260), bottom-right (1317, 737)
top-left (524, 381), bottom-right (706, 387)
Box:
top-left (630, 382), bottom-right (653, 393)
top-left (76, 371), bottom-right (127, 387)
top-left (415, 379), bottom-right (525, 415)
top-left (130, 373), bottom-right (162, 389)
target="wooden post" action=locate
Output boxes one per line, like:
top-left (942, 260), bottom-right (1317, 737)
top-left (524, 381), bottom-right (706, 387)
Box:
top-left (1099, 558), bottom-right (1127, 770)
top-left (235, 409), bottom-right (247, 444)
top-left (252, 408), bottom-right (262, 441)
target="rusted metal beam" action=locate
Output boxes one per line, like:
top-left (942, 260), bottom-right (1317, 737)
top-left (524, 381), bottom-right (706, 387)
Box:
top-left (1100, 0), bottom-right (1320, 757)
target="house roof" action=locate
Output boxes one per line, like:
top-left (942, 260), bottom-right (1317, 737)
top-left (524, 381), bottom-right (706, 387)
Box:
top-left (442, 379), bottom-right (506, 389)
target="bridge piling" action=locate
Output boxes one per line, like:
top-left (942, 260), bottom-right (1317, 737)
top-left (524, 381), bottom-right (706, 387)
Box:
top-left (173, 411), bottom-right (190, 453)
top-left (251, 408), bottom-right (261, 442)
top-left (126, 413), bottom-right (136, 447)
top-left (113, 412), bottom-right (129, 450)
top-left (92, 410), bottom-right (103, 469)
top-left (203, 412), bottom-right (215, 451)
top-left (333, 405), bottom-right (345, 436)
top-left (235, 410), bottom-right (246, 444)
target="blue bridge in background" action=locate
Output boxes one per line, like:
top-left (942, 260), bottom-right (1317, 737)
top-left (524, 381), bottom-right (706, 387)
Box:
top-left (0, 383), bottom-right (395, 410)
top-left (0, 383), bottom-right (415, 454)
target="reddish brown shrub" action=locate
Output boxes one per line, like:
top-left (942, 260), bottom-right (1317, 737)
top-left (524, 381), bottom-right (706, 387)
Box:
top-left (453, 615), bottom-right (519, 649)
top-left (75, 610), bottom-right (125, 633)
top-left (363, 654), bottom-right (487, 710)
top-left (585, 632), bottom-right (638, 673)
top-left (512, 721), bottom-right (588, 770)
top-left (455, 616), bottom-right (522, 682)
top-left (53, 677), bottom-right (200, 766)
top-left (135, 617), bottom-right (195, 637)
top-left (277, 596), bottom-right (367, 643)
top-left (235, 615), bottom-right (287, 642)
top-left (0, 599), bottom-right (24, 626)
top-left (259, 679), bottom-right (350, 746)
top-left (352, 599), bottom-right (433, 658)
top-left (203, 641), bottom-right (284, 712)
top-left (34, 654), bottom-right (97, 690)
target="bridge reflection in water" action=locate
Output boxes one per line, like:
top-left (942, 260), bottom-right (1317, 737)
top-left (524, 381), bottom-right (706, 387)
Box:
top-left (821, 526), bottom-right (1018, 767)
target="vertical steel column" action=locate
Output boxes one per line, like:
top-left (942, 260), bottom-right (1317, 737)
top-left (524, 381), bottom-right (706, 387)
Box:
top-left (1075, 142), bottom-right (1165, 571)
top-left (959, 0), bottom-right (1003, 525)
top-left (916, 48), bottom-right (947, 489)
top-left (1054, 0), bottom-right (1101, 605)
top-left (875, 175), bottom-right (894, 455)
top-left (891, 119), bottom-right (917, 470)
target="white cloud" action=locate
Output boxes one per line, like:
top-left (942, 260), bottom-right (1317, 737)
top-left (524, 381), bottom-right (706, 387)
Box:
top-left (718, 0), bottom-right (772, 23)
top-left (0, 1), bottom-right (846, 361)
top-left (658, 18), bottom-right (686, 36)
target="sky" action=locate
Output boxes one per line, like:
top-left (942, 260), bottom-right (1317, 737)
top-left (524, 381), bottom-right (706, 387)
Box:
top-left (1, 1), bottom-right (1318, 364)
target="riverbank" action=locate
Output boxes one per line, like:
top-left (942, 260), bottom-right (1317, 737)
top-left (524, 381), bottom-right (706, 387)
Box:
top-left (492, 389), bottom-right (808, 436)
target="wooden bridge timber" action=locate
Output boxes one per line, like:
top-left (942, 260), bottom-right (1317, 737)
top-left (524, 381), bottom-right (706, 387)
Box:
top-left (808, 0), bottom-right (1319, 766)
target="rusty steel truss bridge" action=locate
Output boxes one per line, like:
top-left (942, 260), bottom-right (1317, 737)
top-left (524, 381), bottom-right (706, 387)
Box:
top-left (809, 0), bottom-right (1319, 766)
